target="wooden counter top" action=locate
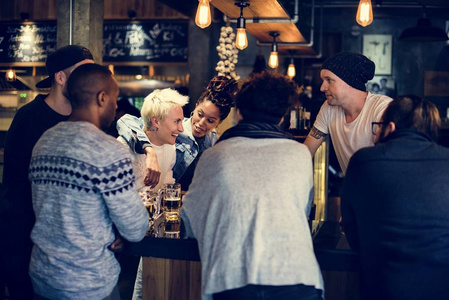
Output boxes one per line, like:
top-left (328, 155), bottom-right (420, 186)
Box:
top-left (124, 221), bottom-right (360, 271)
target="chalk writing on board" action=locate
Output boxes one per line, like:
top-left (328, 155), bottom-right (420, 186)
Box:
top-left (103, 21), bottom-right (188, 62)
top-left (0, 21), bottom-right (188, 64)
top-left (0, 23), bottom-right (57, 63)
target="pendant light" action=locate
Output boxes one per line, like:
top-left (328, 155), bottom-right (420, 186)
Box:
top-left (268, 32), bottom-right (280, 69)
top-left (235, 1), bottom-right (250, 50)
top-left (5, 68), bottom-right (16, 82)
top-left (195, 0), bottom-right (212, 29)
top-left (287, 58), bottom-right (296, 79)
top-left (356, 0), bottom-right (373, 27)
top-left (399, 7), bottom-right (449, 42)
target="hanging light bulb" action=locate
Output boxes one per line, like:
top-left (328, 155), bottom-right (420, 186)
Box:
top-left (235, 1), bottom-right (250, 50)
top-left (356, 0), bottom-right (373, 27)
top-left (236, 28), bottom-right (248, 50)
top-left (5, 68), bottom-right (16, 82)
top-left (268, 52), bottom-right (278, 69)
top-left (268, 32), bottom-right (279, 69)
top-left (195, 0), bottom-right (212, 29)
top-left (287, 58), bottom-right (296, 78)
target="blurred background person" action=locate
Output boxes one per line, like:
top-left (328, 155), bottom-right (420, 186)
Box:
top-left (368, 82), bottom-right (380, 93)
top-left (29, 64), bottom-right (148, 300)
top-left (181, 72), bottom-right (324, 300)
top-left (341, 95), bottom-right (449, 300)
top-left (379, 77), bottom-right (395, 97)
top-left (117, 75), bottom-right (237, 191)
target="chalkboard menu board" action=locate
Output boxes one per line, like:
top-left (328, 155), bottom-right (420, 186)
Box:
top-left (0, 20), bottom-right (188, 64)
top-left (0, 22), bottom-right (57, 63)
top-left (103, 21), bottom-right (188, 63)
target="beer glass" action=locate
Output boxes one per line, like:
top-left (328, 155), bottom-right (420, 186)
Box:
top-left (139, 188), bottom-right (154, 216)
top-left (164, 218), bottom-right (181, 239)
top-left (138, 187), bottom-right (159, 232)
top-left (159, 183), bottom-right (182, 221)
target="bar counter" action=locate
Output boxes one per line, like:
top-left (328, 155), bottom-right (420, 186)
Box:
top-left (123, 221), bottom-right (360, 299)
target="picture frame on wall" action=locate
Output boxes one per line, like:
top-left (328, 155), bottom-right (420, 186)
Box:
top-left (367, 76), bottom-right (395, 97)
top-left (363, 34), bottom-right (392, 75)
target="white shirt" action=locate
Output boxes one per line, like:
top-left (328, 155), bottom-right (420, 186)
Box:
top-left (117, 137), bottom-right (175, 192)
top-left (314, 92), bottom-right (392, 173)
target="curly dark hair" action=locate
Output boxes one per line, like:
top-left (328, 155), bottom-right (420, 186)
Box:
top-left (197, 75), bottom-right (238, 121)
top-left (235, 71), bottom-right (300, 124)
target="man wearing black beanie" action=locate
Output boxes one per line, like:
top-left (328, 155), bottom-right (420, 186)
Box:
top-left (304, 51), bottom-right (392, 174)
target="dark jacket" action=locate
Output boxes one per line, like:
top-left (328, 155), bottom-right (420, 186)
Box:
top-left (341, 129), bottom-right (449, 300)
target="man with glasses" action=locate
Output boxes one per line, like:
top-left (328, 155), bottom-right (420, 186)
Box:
top-left (371, 121), bottom-right (388, 138)
top-left (304, 52), bottom-right (392, 174)
top-left (341, 95), bottom-right (449, 300)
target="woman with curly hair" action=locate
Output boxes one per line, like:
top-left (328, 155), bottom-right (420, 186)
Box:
top-left (117, 75), bottom-right (238, 191)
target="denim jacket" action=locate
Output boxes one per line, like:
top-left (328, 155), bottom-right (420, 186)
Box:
top-left (116, 114), bottom-right (217, 182)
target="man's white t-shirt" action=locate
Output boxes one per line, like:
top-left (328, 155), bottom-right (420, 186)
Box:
top-left (313, 92), bottom-right (392, 173)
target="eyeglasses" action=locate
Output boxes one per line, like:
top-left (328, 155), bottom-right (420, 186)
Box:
top-left (372, 121), bottom-right (388, 135)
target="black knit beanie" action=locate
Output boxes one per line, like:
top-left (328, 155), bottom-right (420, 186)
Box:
top-left (321, 52), bottom-right (375, 91)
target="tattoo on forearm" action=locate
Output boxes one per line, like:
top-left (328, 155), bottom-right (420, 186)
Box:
top-left (310, 127), bottom-right (328, 139)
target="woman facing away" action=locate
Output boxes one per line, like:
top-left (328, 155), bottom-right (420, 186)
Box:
top-left (180, 72), bottom-right (324, 300)
top-left (117, 75), bottom-right (238, 191)
top-left (116, 88), bottom-right (188, 300)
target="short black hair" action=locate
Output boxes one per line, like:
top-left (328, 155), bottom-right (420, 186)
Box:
top-left (67, 64), bottom-right (113, 109)
top-left (235, 71), bottom-right (300, 124)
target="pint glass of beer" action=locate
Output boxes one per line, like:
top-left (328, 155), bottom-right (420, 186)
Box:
top-left (160, 183), bottom-right (182, 220)
top-left (139, 186), bottom-right (161, 233)
top-left (139, 187), bottom-right (156, 218)
top-left (164, 218), bottom-right (181, 238)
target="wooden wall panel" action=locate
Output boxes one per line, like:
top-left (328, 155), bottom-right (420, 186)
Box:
top-left (0, 0), bottom-right (186, 21)
top-left (0, 0), bottom-right (57, 20)
top-left (141, 257), bottom-right (202, 300)
top-left (33, 0), bottom-right (57, 19)
top-left (103, 0), bottom-right (186, 19)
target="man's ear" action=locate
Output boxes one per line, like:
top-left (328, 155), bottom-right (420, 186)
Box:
top-left (97, 91), bottom-right (107, 107)
top-left (54, 70), bottom-right (66, 86)
top-left (150, 116), bottom-right (159, 128)
top-left (235, 109), bottom-right (243, 123)
top-left (385, 121), bottom-right (396, 136)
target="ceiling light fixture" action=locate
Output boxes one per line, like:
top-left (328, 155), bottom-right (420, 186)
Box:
top-left (399, 8), bottom-right (449, 42)
top-left (356, 0), bottom-right (373, 27)
top-left (287, 54), bottom-right (296, 79)
top-left (5, 68), bottom-right (16, 82)
top-left (195, 0), bottom-right (212, 29)
top-left (268, 32), bottom-right (280, 69)
top-left (234, 1), bottom-right (250, 50)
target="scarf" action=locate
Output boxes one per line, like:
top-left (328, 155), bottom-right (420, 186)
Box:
top-left (217, 121), bottom-right (296, 144)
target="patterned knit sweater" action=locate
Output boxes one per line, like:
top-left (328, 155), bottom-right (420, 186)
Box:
top-left (29, 121), bottom-right (149, 300)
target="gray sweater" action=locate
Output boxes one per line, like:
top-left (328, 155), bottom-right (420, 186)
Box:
top-left (181, 137), bottom-right (324, 300)
top-left (29, 121), bottom-right (149, 300)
